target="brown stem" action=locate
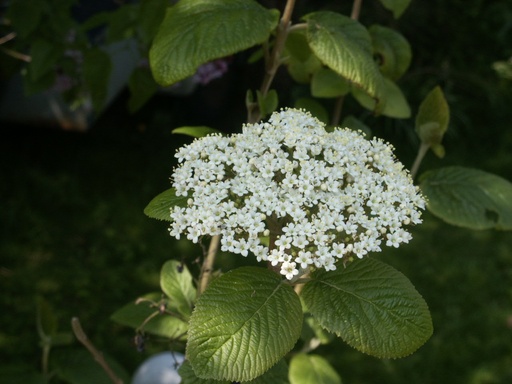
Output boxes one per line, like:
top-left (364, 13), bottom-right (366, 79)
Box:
top-left (351, 0), bottom-right (363, 20)
top-left (197, 235), bottom-right (220, 296)
top-left (71, 318), bottom-right (124, 384)
top-left (331, 96), bottom-right (345, 126)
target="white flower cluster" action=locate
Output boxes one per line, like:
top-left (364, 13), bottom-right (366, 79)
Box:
top-left (169, 109), bottom-right (425, 280)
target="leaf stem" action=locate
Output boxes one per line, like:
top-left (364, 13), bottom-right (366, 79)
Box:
top-left (71, 318), bottom-right (124, 384)
top-left (331, 96), bottom-right (345, 126)
top-left (198, 235), bottom-right (220, 295)
top-left (410, 142), bottom-right (430, 180)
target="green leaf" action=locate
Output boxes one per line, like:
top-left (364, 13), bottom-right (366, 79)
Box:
top-left (187, 267), bottom-right (302, 382)
top-left (83, 48), bottom-right (112, 112)
top-left (144, 188), bottom-right (189, 222)
top-left (6, 0), bottom-right (46, 39)
top-left (352, 77), bottom-right (411, 118)
top-left (379, 0), bottom-right (412, 18)
top-left (369, 25), bottom-right (411, 81)
top-left (128, 67), bottom-right (159, 113)
top-left (138, 0), bottom-right (169, 46)
top-left (150, 0), bottom-right (279, 86)
top-left (294, 98), bottom-right (329, 125)
top-left (301, 313), bottom-right (334, 346)
top-left (304, 12), bottom-right (384, 103)
top-left (311, 68), bottom-right (350, 98)
top-left (245, 359), bottom-right (290, 384)
top-left (179, 360), bottom-right (230, 384)
top-left (36, 296), bottom-right (58, 338)
top-left (172, 126), bottom-right (222, 138)
top-left (289, 354), bottom-right (341, 384)
top-left (415, 86), bottom-right (450, 146)
top-left (111, 293), bottom-right (188, 339)
top-left (419, 166), bottom-right (512, 230)
top-left (302, 258), bottom-right (433, 359)
top-left (0, 365), bottom-right (46, 384)
top-left (27, 39), bottom-right (60, 82)
top-left (257, 89), bottom-right (279, 118)
top-left (340, 115), bottom-right (372, 137)
top-left (493, 58), bottom-right (512, 80)
top-left (160, 260), bottom-right (196, 319)
top-left (284, 30), bottom-right (322, 84)
top-left (53, 349), bottom-right (130, 384)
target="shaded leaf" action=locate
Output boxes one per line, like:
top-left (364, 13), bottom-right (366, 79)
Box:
top-left (341, 115), bottom-right (372, 137)
top-left (415, 86), bottom-right (450, 146)
top-left (83, 48), bottom-right (112, 112)
top-left (111, 293), bottom-right (188, 339)
top-left (128, 67), bottom-right (159, 113)
top-left (419, 166), bottom-right (512, 230)
top-left (257, 89), bottom-right (279, 118)
top-left (179, 360), bottom-right (230, 384)
top-left (352, 77), bottom-right (410, 118)
top-left (187, 267), bottom-right (302, 382)
top-left (302, 258), bottom-right (433, 358)
top-left (160, 260), bottom-right (196, 319)
top-left (289, 354), bottom-right (341, 384)
top-left (311, 68), bottom-right (350, 98)
top-left (144, 188), bottom-right (189, 222)
top-left (304, 12), bottom-right (384, 102)
top-left (379, 0), bottom-right (411, 18)
top-left (150, 0), bottom-right (279, 85)
top-left (294, 98), bottom-right (329, 124)
top-left (369, 25), bottom-right (411, 80)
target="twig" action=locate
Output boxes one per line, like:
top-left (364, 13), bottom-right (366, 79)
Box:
top-left (0, 32), bottom-right (16, 45)
top-left (197, 235), bottom-right (220, 296)
top-left (0, 46), bottom-right (31, 62)
top-left (71, 318), bottom-right (124, 384)
top-left (351, 0), bottom-right (363, 20)
top-left (331, 96), bottom-right (345, 126)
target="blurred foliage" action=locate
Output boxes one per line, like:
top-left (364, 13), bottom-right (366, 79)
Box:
top-left (1, 0), bottom-right (512, 383)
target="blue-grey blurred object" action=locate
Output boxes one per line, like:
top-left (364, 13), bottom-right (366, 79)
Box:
top-left (132, 351), bottom-right (184, 384)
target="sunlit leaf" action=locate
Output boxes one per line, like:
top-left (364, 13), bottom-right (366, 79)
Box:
top-left (144, 188), bottom-right (189, 222)
top-left (420, 166), bottom-right (512, 230)
top-left (150, 0), bottom-right (279, 85)
top-left (302, 258), bottom-right (432, 358)
top-left (172, 126), bottom-right (222, 138)
top-left (289, 354), bottom-right (341, 384)
top-left (187, 267), bottom-right (302, 382)
top-left (304, 12), bottom-right (384, 102)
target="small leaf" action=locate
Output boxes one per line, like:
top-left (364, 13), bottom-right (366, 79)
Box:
top-left (187, 267), bottom-right (302, 382)
top-left (160, 260), bottom-right (196, 319)
top-left (289, 354), bottom-right (341, 384)
top-left (415, 86), bottom-right (450, 146)
top-left (36, 296), bottom-right (58, 338)
top-left (83, 48), bottom-right (112, 112)
top-left (341, 115), bottom-right (372, 137)
top-left (128, 67), bottom-right (159, 113)
top-left (419, 166), bottom-right (512, 230)
top-left (111, 293), bottom-right (188, 339)
top-left (302, 258), bottom-right (433, 358)
top-left (284, 30), bottom-right (322, 84)
top-left (257, 89), bottom-right (279, 118)
top-left (369, 25), bottom-right (412, 80)
top-left (311, 68), bottom-right (350, 98)
top-left (352, 77), bottom-right (411, 118)
top-left (150, 0), bottom-right (279, 86)
top-left (379, 0), bottom-right (412, 18)
top-left (172, 126), bottom-right (222, 138)
top-left (294, 98), bottom-right (329, 124)
top-left (144, 188), bottom-right (189, 222)
top-left (304, 12), bottom-right (384, 102)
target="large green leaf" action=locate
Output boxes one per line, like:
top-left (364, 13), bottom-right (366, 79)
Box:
top-left (289, 354), bottom-right (341, 384)
top-left (369, 25), bottom-right (411, 81)
top-left (379, 0), bottom-right (411, 18)
top-left (150, 0), bottom-right (279, 86)
top-left (144, 188), bottom-right (189, 222)
top-left (419, 166), bottom-right (512, 230)
top-left (302, 258), bottom-right (432, 358)
top-left (111, 293), bottom-right (188, 339)
top-left (304, 12), bottom-right (384, 103)
top-left (160, 260), bottom-right (196, 319)
top-left (415, 86), bottom-right (450, 146)
top-left (187, 267), bottom-right (302, 382)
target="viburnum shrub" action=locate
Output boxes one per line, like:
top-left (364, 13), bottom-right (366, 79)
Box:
top-left (108, 0), bottom-right (512, 383)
